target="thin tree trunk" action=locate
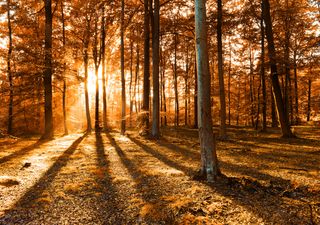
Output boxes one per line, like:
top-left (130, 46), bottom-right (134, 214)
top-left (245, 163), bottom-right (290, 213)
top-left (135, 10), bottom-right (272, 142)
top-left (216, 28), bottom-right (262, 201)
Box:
top-left (151, 0), bottom-right (160, 138)
top-left (129, 38), bottom-right (134, 127)
top-left (185, 44), bottom-right (189, 126)
top-left (120, 0), bottom-right (126, 134)
top-left (260, 4), bottom-right (267, 131)
top-left (307, 79), bottom-right (311, 121)
top-left (141, 0), bottom-right (150, 135)
top-left (61, 0), bottom-right (68, 135)
top-left (262, 0), bottom-right (293, 137)
top-left (174, 33), bottom-right (179, 127)
top-left (249, 46), bottom-right (255, 127)
top-left (161, 49), bottom-right (167, 126)
top-left (195, 0), bottom-right (220, 182)
top-left (271, 86), bottom-right (277, 127)
top-left (217, 0), bottom-right (227, 137)
top-left (228, 39), bottom-right (231, 126)
top-left (7, 0), bottom-right (13, 134)
top-left (93, 13), bottom-right (101, 130)
top-left (43, 0), bottom-right (53, 139)
top-left (194, 59), bottom-right (198, 128)
top-left (101, 6), bottom-right (107, 130)
top-left (293, 50), bottom-right (299, 124)
top-left (84, 15), bottom-right (92, 132)
top-left (134, 42), bottom-right (140, 114)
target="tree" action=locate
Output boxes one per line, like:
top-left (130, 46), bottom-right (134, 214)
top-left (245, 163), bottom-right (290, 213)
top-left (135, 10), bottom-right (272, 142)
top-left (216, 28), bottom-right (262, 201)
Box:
top-left (120, 0), bottom-right (126, 135)
top-left (217, 0), bottom-right (227, 138)
top-left (6, 0), bottom-right (13, 134)
top-left (42, 0), bottom-right (53, 139)
top-left (151, 0), bottom-right (160, 138)
top-left (262, 0), bottom-right (294, 138)
top-left (141, 0), bottom-right (150, 135)
top-left (195, 0), bottom-right (220, 182)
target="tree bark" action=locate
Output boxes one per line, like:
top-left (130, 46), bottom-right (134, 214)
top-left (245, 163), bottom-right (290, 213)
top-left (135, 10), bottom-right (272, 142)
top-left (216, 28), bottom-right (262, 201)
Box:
top-left (262, 0), bottom-right (293, 137)
top-left (84, 15), bottom-right (92, 132)
top-left (195, 0), bottom-right (220, 182)
top-left (293, 50), bottom-right (299, 124)
top-left (101, 6), bottom-right (107, 130)
top-left (217, 0), bottom-right (227, 138)
top-left (43, 0), bottom-right (53, 139)
top-left (141, 0), bottom-right (150, 135)
top-left (61, 1), bottom-right (68, 135)
top-left (120, 0), bottom-right (126, 134)
top-left (194, 59), bottom-right (198, 128)
top-left (307, 79), bottom-right (311, 122)
top-left (7, 0), bottom-right (13, 135)
top-left (260, 3), bottom-right (267, 131)
top-left (174, 33), bottom-right (179, 127)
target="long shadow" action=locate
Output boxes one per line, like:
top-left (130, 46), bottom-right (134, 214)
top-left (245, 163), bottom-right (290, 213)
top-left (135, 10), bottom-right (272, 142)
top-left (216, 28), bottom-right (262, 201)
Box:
top-left (128, 135), bottom-right (318, 224)
top-left (94, 132), bottom-right (127, 223)
top-left (105, 132), bottom-right (176, 223)
top-left (0, 139), bottom-right (49, 165)
top-left (0, 133), bottom-right (87, 224)
top-left (126, 134), bottom-right (193, 175)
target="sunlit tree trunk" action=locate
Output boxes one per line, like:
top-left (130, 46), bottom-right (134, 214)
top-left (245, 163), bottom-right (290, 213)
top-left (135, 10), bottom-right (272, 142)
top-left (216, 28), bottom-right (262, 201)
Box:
top-left (134, 42), bottom-right (140, 114)
top-left (307, 79), bottom-right (311, 122)
top-left (271, 86), bottom-right (277, 127)
top-left (217, 0), bottom-right (227, 138)
top-left (185, 45), bottom-right (189, 126)
top-left (195, 0), bottom-right (220, 182)
top-left (84, 15), bottom-right (92, 132)
top-left (194, 59), bottom-right (198, 128)
top-left (7, 0), bottom-right (13, 135)
top-left (101, 6), bottom-right (107, 130)
top-left (141, 0), bottom-right (150, 135)
top-left (293, 49), bottom-right (299, 124)
top-left (120, 0), bottom-right (126, 135)
top-left (228, 39), bottom-right (231, 126)
top-left (129, 38), bottom-right (134, 127)
top-left (262, 0), bottom-right (293, 137)
top-left (161, 47), bottom-right (167, 126)
top-left (93, 12), bottom-right (101, 130)
top-left (151, 0), bottom-right (160, 138)
top-left (61, 0), bottom-right (68, 135)
top-left (260, 4), bottom-right (267, 131)
top-left (43, 0), bottom-right (53, 139)
top-left (174, 33), bottom-right (179, 127)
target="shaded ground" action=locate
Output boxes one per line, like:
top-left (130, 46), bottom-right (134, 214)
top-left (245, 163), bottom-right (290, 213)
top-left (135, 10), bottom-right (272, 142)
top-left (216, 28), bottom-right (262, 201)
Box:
top-left (0, 126), bottom-right (319, 224)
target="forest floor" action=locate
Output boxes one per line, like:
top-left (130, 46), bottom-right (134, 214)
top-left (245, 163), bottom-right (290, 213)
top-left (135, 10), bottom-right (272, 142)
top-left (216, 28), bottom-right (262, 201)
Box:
top-left (0, 126), bottom-right (319, 224)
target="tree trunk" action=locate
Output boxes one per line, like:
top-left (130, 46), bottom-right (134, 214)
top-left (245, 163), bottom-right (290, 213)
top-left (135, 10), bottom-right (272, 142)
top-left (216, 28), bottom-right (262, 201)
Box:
top-left (61, 1), bottom-right (68, 135)
top-left (185, 44), bottom-right (189, 126)
top-left (151, 0), bottom-right (160, 138)
top-left (174, 33), bottom-right (179, 127)
top-left (262, 0), bottom-right (293, 137)
top-left (293, 50), bottom-right (299, 124)
top-left (7, 0), bottom-right (13, 135)
top-left (217, 0), bottom-right (227, 138)
top-left (43, 0), bottom-right (53, 139)
top-left (260, 4), bottom-right (267, 131)
top-left (120, 0), bottom-right (126, 134)
top-left (271, 86), bottom-right (277, 127)
top-left (307, 79), bottom-right (311, 122)
top-left (228, 39), bottom-right (231, 126)
top-left (129, 38), bottom-right (134, 127)
top-left (141, 0), bottom-right (150, 135)
top-left (134, 42), bottom-right (140, 114)
top-left (195, 0), bottom-right (220, 182)
top-left (194, 59), bottom-right (198, 128)
top-left (84, 16), bottom-right (92, 132)
top-left (101, 6), bottom-right (107, 130)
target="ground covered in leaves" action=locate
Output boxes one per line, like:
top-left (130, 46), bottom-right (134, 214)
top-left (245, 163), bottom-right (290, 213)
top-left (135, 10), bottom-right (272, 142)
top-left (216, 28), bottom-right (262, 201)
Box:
top-left (0, 126), bottom-right (319, 224)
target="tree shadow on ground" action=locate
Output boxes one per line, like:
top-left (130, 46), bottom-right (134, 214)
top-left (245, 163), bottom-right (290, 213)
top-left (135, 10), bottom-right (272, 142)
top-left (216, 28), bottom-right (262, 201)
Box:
top-left (0, 139), bottom-right (49, 165)
top-left (94, 132), bottom-right (128, 224)
top-left (105, 132), bottom-right (176, 224)
top-left (0, 133), bottom-right (87, 224)
top-left (127, 134), bottom-right (318, 224)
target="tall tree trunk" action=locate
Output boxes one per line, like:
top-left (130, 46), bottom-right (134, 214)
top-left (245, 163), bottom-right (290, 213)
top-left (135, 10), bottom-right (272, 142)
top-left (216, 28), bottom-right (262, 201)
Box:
top-left (260, 4), bottom-right (267, 131)
top-left (271, 86), bottom-right (277, 127)
top-left (129, 38), bottom-right (134, 127)
top-left (141, 0), bottom-right (150, 135)
top-left (217, 0), bottom-right (227, 138)
top-left (161, 48), bottom-right (167, 126)
top-left (307, 79), bottom-right (311, 122)
top-left (151, 0), bottom-right (160, 138)
top-left (120, 0), bottom-right (126, 134)
top-left (185, 44), bottom-right (189, 126)
top-left (228, 39), bottom-right (231, 126)
top-left (101, 6), bottom-right (107, 130)
top-left (84, 16), bottom-right (92, 132)
top-left (262, 0), bottom-right (293, 137)
top-left (7, 0), bottom-right (13, 134)
top-left (43, 0), bottom-right (53, 139)
top-left (194, 59), bottom-right (198, 128)
top-left (249, 46), bottom-right (255, 127)
top-left (195, 0), bottom-right (220, 182)
top-left (93, 13), bottom-right (101, 130)
top-left (134, 42), bottom-right (140, 114)
top-left (293, 50), bottom-right (299, 124)
top-left (61, 0), bottom-right (68, 135)
top-left (174, 33), bottom-right (179, 127)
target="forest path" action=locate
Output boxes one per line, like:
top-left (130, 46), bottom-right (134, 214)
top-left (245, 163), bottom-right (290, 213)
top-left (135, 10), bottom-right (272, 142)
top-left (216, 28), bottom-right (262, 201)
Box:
top-left (0, 128), bottom-right (319, 224)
